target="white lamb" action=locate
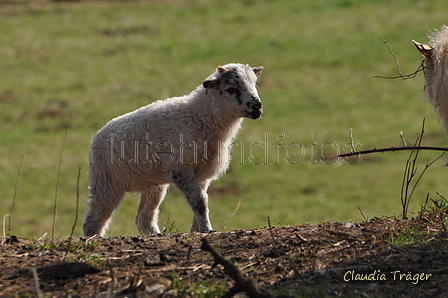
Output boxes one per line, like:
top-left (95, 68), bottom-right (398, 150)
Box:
top-left (84, 63), bottom-right (264, 236)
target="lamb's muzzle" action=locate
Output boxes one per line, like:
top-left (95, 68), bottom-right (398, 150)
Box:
top-left (246, 98), bottom-right (263, 119)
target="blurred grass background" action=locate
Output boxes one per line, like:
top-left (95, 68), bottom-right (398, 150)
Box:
top-left (1, 0), bottom-right (448, 237)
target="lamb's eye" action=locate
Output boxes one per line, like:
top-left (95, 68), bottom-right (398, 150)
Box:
top-left (226, 88), bottom-right (237, 94)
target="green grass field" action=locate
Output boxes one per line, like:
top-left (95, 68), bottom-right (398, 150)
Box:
top-left (1, 0), bottom-right (448, 238)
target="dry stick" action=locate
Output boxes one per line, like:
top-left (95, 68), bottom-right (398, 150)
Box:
top-left (405, 152), bottom-right (445, 217)
top-left (349, 128), bottom-right (356, 153)
top-left (338, 145), bottom-right (448, 158)
top-left (341, 120), bottom-right (446, 219)
top-left (200, 238), bottom-right (273, 298)
top-left (2, 215), bottom-right (9, 241)
top-left (222, 197), bottom-right (242, 228)
top-left (340, 120), bottom-right (446, 219)
top-left (400, 122), bottom-right (425, 219)
top-left (358, 207), bottom-right (368, 222)
top-left (267, 217), bottom-right (277, 247)
top-left (106, 259), bottom-right (115, 298)
top-left (373, 36), bottom-right (425, 80)
top-left (186, 244), bottom-right (193, 265)
top-left (31, 267), bottom-right (43, 298)
top-left (389, 119), bottom-right (445, 219)
top-left (52, 111), bottom-right (73, 240)
top-left (400, 131), bottom-right (407, 147)
top-left (69, 165), bottom-right (82, 239)
top-left (7, 154), bottom-right (25, 236)
top-left (63, 165), bottom-right (83, 262)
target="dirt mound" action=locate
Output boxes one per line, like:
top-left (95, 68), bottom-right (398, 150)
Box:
top-left (1, 218), bottom-right (447, 297)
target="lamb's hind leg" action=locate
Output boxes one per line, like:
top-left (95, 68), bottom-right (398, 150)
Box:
top-left (171, 170), bottom-right (213, 233)
top-left (83, 183), bottom-right (125, 237)
top-left (135, 184), bottom-right (168, 234)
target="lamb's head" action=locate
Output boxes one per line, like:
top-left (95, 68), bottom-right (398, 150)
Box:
top-left (202, 63), bottom-right (263, 120)
top-left (413, 26), bottom-right (448, 129)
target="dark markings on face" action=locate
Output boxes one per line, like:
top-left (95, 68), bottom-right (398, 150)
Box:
top-left (219, 70), bottom-right (246, 105)
top-left (234, 89), bottom-right (243, 105)
top-left (220, 70), bottom-right (242, 86)
top-left (246, 96), bottom-right (262, 119)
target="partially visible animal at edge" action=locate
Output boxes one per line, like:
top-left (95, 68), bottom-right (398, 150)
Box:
top-left (414, 25), bottom-right (448, 134)
top-left (84, 63), bottom-right (264, 237)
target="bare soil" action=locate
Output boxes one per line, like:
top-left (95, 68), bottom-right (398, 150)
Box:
top-left (1, 218), bottom-right (448, 298)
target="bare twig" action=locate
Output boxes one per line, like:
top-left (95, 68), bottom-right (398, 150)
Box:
top-left (358, 207), bottom-right (368, 222)
top-left (398, 119), bottom-right (445, 219)
top-left (400, 131), bottom-right (407, 147)
top-left (2, 215), bottom-right (7, 239)
top-left (373, 36), bottom-right (425, 80)
top-left (406, 152), bottom-right (445, 211)
top-left (62, 166), bottom-right (83, 262)
top-left (338, 145), bottom-right (448, 158)
top-left (222, 197), bottom-right (242, 229)
top-left (69, 165), bottom-right (82, 239)
top-left (106, 259), bottom-right (115, 298)
top-left (37, 232), bottom-right (48, 242)
top-left (349, 128), bottom-right (356, 153)
top-left (400, 121), bottom-right (425, 219)
top-left (186, 244), bottom-right (193, 265)
top-left (200, 238), bottom-right (273, 298)
top-left (267, 217), bottom-right (278, 248)
top-left (52, 111), bottom-right (73, 239)
top-left (340, 120), bottom-right (444, 220)
top-left (31, 267), bottom-right (43, 298)
top-left (7, 155), bottom-right (24, 236)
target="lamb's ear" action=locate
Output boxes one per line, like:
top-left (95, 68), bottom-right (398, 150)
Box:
top-left (412, 40), bottom-right (432, 58)
top-left (252, 66), bottom-right (264, 77)
top-left (203, 76), bottom-right (219, 89)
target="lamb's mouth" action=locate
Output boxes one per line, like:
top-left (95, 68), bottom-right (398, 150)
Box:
top-left (246, 108), bottom-right (262, 119)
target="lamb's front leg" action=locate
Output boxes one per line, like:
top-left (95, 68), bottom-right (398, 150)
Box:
top-left (135, 184), bottom-right (169, 234)
top-left (171, 169), bottom-right (213, 233)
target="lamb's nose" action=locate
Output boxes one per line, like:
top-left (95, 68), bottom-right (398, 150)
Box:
top-left (249, 99), bottom-right (262, 109)
top-left (254, 101), bottom-right (262, 112)
top-left (249, 100), bottom-right (263, 119)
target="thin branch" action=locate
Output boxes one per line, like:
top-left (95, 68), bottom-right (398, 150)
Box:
top-left (358, 207), bottom-right (368, 222)
top-left (349, 128), bottom-right (356, 153)
top-left (222, 197), bottom-right (242, 229)
top-left (409, 152), bottom-right (446, 204)
top-left (338, 145), bottom-right (448, 158)
top-left (400, 131), bottom-right (407, 147)
top-left (200, 238), bottom-right (273, 298)
top-left (52, 111), bottom-right (73, 240)
top-left (69, 165), bottom-right (82, 239)
top-left (373, 36), bottom-right (425, 80)
top-left (31, 267), bottom-right (43, 298)
top-left (400, 127), bottom-right (424, 219)
top-left (106, 259), bottom-right (115, 298)
top-left (8, 155), bottom-right (24, 236)
top-left (267, 217), bottom-right (278, 248)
